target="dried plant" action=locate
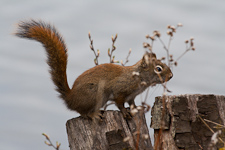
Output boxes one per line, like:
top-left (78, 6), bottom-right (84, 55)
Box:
top-left (122, 104), bottom-right (151, 150)
top-left (100, 23), bottom-right (195, 149)
top-left (42, 133), bottom-right (61, 150)
top-left (88, 32), bottom-right (100, 65)
top-left (144, 23), bottom-right (195, 68)
top-left (143, 23), bottom-right (196, 150)
top-left (82, 23), bottom-right (196, 149)
top-left (121, 48), bottom-right (132, 66)
top-left (198, 116), bottom-right (225, 149)
top-left (108, 34), bottom-right (119, 63)
top-left (174, 37), bottom-right (195, 66)
top-left (89, 33), bottom-right (133, 66)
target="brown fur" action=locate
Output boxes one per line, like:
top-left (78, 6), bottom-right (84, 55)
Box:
top-left (15, 20), bottom-right (173, 119)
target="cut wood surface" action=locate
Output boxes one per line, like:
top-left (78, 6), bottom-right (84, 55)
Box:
top-left (151, 94), bottom-right (225, 150)
top-left (66, 110), bottom-right (153, 150)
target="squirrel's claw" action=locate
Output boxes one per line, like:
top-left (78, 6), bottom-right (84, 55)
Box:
top-left (83, 111), bottom-right (105, 122)
top-left (121, 108), bottom-right (132, 119)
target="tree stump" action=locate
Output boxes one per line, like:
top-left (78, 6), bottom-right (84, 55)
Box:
top-left (151, 94), bottom-right (225, 150)
top-left (66, 110), bottom-right (153, 150)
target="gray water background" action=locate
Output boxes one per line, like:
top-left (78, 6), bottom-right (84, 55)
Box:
top-left (1, 0), bottom-right (225, 149)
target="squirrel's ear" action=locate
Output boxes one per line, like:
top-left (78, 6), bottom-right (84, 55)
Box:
top-left (141, 52), bottom-right (157, 68)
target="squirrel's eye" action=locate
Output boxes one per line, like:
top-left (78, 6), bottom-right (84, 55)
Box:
top-left (154, 65), bottom-right (163, 74)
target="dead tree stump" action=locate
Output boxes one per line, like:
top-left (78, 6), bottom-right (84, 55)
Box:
top-left (66, 110), bottom-right (153, 150)
top-left (151, 94), bottom-right (225, 150)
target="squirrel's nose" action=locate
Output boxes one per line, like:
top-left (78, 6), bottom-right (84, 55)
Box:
top-left (169, 73), bottom-right (173, 79)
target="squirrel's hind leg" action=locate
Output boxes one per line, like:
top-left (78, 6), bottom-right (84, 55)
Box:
top-left (115, 98), bottom-right (132, 119)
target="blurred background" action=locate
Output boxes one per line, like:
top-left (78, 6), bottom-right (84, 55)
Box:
top-left (1, 0), bottom-right (225, 149)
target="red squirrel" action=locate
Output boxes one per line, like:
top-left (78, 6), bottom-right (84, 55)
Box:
top-left (15, 20), bottom-right (173, 120)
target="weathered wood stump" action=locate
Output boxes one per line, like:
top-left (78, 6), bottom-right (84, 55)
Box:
top-left (66, 110), bottom-right (153, 150)
top-left (151, 94), bottom-right (225, 150)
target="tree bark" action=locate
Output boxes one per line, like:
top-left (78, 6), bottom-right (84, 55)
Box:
top-left (66, 110), bottom-right (153, 150)
top-left (151, 94), bottom-right (225, 150)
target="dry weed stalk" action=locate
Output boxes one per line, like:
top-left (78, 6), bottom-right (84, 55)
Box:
top-left (88, 32), bottom-right (100, 65)
top-left (144, 23), bottom-right (196, 150)
top-left (121, 48), bottom-right (132, 66)
top-left (42, 133), bottom-right (61, 150)
top-left (89, 33), bottom-right (133, 66)
top-left (102, 23), bottom-right (194, 149)
top-left (145, 23), bottom-right (195, 68)
top-left (108, 34), bottom-right (119, 63)
top-left (198, 115), bottom-right (225, 148)
top-left (122, 103), bottom-right (151, 150)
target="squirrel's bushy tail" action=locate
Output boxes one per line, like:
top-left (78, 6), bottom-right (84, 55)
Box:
top-left (15, 20), bottom-right (70, 100)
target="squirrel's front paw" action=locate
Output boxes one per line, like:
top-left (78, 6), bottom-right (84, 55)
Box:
top-left (121, 108), bottom-right (132, 119)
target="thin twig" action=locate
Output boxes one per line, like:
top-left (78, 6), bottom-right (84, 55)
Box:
top-left (175, 47), bottom-right (191, 62)
top-left (103, 102), bottom-right (115, 111)
top-left (174, 38), bottom-right (195, 65)
top-left (88, 32), bottom-right (99, 65)
top-left (122, 48), bottom-right (132, 66)
top-left (151, 38), bottom-right (154, 50)
top-left (135, 109), bottom-right (144, 150)
top-left (198, 115), bottom-right (225, 145)
top-left (42, 133), bottom-right (61, 150)
top-left (109, 34), bottom-right (118, 63)
top-left (167, 36), bottom-right (173, 51)
top-left (157, 37), bottom-right (170, 66)
top-left (204, 118), bottom-right (225, 128)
